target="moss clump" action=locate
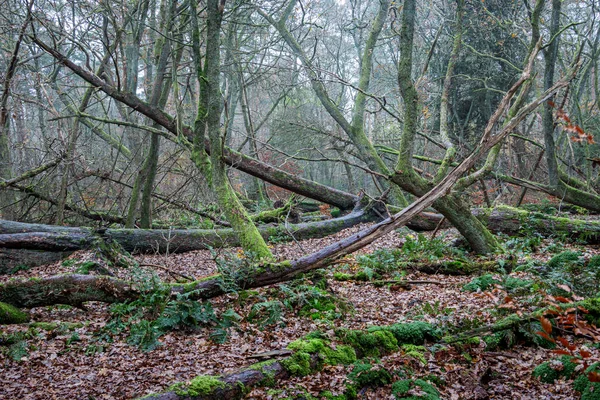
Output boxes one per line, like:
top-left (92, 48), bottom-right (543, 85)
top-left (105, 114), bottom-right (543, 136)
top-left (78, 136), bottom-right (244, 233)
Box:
top-left (338, 329), bottom-right (398, 357)
top-left (30, 322), bottom-right (59, 331)
top-left (347, 361), bottom-right (392, 388)
top-left (287, 338), bottom-right (327, 353)
top-left (371, 322), bottom-right (438, 345)
top-left (323, 345), bottom-right (357, 365)
top-left (462, 274), bottom-right (500, 292)
top-left (402, 344), bottom-right (427, 365)
top-left (532, 356), bottom-right (578, 383)
top-left (493, 314), bottom-right (521, 331)
top-left (286, 337), bottom-right (357, 370)
top-left (392, 379), bottom-right (440, 399)
top-left (281, 351), bottom-right (312, 376)
top-left (0, 302), bottom-right (29, 324)
top-left (333, 272), bottom-right (353, 281)
top-left (171, 375), bottom-right (226, 396)
top-left (483, 331), bottom-right (518, 351)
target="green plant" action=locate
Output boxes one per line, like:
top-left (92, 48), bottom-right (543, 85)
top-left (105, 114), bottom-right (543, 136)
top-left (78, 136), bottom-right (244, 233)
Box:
top-left (416, 301), bottom-right (453, 317)
top-left (392, 379), bottom-right (440, 399)
top-left (247, 279), bottom-right (351, 326)
top-left (61, 259), bottom-right (76, 267)
top-left (402, 344), bottom-right (427, 365)
top-left (532, 356), bottom-right (578, 383)
top-left (7, 340), bottom-right (28, 361)
top-left (347, 360), bottom-right (392, 388)
top-left (462, 274), bottom-right (500, 292)
top-left (9, 264), bottom-right (31, 274)
top-left (101, 267), bottom-right (240, 350)
top-left (128, 320), bottom-right (163, 351)
top-left (0, 330), bottom-right (36, 361)
top-left (542, 251), bottom-right (600, 297)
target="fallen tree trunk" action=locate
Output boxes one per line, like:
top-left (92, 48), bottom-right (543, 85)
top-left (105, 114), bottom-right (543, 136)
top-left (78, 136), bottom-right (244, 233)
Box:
top-left (3, 204), bottom-right (598, 274)
top-left (472, 205), bottom-right (600, 243)
top-left (0, 274), bottom-right (138, 308)
top-left (4, 204), bottom-right (598, 257)
top-left (0, 211), bottom-right (378, 272)
top-left (0, 210), bottom-right (374, 255)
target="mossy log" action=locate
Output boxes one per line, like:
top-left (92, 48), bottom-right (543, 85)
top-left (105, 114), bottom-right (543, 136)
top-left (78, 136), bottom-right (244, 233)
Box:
top-left (0, 274), bottom-right (138, 308)
top-left (472, 206), bottom-right (600, 243)
top-left (0, 301), bottom-right (29, 324)
top-left (443, 297), bottom-right (600, 344)
top-left (139, 322), bottom-right (436, 400)
top-left (7, 205), bottom-right (594, 266)
top-left (412, 206), bottom-right (600, 243)
top-left (0, 211), bottom-right (375, 259)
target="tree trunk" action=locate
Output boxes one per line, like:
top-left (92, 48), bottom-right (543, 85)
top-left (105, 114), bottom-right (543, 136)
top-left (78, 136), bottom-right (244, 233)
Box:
top-left (0, 209), bottom-right (376, 271)
top-left (4, 200), bottom-right (600, 273)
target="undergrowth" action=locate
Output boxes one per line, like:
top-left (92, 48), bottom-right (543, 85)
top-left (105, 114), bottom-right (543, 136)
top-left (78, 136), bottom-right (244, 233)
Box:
top-left (98, 266), bottom-right (241, 351)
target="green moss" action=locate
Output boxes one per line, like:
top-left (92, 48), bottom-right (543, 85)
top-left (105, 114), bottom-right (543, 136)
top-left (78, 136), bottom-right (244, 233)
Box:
top-left (0, 301), bottom-right (29, 324)
top-left (494, 314), bottom-right (521, 331)
top-left (287, 338), bottom-right (327, 354)
top-left (402, 344), bottom-right (427, 365)
top-left (532, 356), bottom-right (578, 383)
top-left (347, 361), bottom-right (392, 388)
top-left (392, 379), bottom-right (440, 399)
top-left (320, 390), bottom-right (347, 400)
top-left (281, 351), bottom-right (312, 376)
top-left (338, 329), bottom-right (398, 357)
top-left (246, 359), bottom-right (278, 387)
top-left (248, 359), bottom-right (277, 371)
top-left (30, 322), bottom-right (59, 331)
top-left (284, 337), bottom-right (356, 376)
top-left (333, 272), bottom-right (353, 281)
top-left (171, 275), bottom-right (221, 292)
top-left (483, 332), bottom-right (506, 350)
top-left (171, 375), bottom-right (226, 396)
top-left (323, 345), bottom-right (357, 365)
top-left (372, 322), bottom-right (438, 345)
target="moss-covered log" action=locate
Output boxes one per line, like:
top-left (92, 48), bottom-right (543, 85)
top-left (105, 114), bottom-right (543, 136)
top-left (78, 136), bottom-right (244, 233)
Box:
top-left (0, 274), bottom-right (138, 308)
top-left (0, 211), bottom-right (376, 257)
top-left (443, 297), bottom-right (600, 344)
top-left (472, 206), bottom-right (600, 243)
top-left (0, 301), bottom-right (29, 324)
top-left (139, 322), bottom-right (436, 400)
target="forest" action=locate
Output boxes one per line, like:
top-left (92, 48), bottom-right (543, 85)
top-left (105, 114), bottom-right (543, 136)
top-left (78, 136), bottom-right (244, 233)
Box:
top-left (1, 0), bottom-right (600, 398)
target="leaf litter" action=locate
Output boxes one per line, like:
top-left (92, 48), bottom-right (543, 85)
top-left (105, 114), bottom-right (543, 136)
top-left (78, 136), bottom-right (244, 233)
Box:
top-left (1, 224), bottom-right (598, 399)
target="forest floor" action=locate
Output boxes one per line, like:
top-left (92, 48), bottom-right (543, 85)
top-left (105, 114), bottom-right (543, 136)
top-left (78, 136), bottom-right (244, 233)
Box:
top-left (1, 218), bottom-right (600, 399)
